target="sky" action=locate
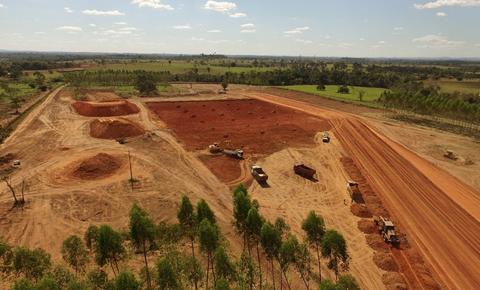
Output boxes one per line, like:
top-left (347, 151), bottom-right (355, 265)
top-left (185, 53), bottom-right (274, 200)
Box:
top-left (0, 0), bottom-right (480, 57)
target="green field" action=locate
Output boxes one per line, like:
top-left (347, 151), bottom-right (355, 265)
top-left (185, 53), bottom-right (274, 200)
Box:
top-left (424, 78), bottom-right (480, 94)
top-left (90, 60), bottom-right (275, 75)
top-left (284, 85), bottom-right (387, 104)
top-left (0, 83), bottom-right (38, 101)
top-left (80, 84), bottom-right (188, 98)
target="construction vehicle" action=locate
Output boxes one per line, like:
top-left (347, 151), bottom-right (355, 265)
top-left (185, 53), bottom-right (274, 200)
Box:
top-left (322, 132), bottom-right (330, 143)
top-left (12, 160), bottom-right (21, 167)
top-left (116, 138), bottom-right (126, 144)
top-left (223, 149), bottom-right (244, 159)
top-left (294, 164), bottom-right (316, 180)
top-left (347, 181), bottom-right (361, 201)
top-left (374, 216), bottom-right (400, 246)
top-left (209, 143), bottom-right (244, 159)
top-left (251, 165), bottom-right (268, 183)
top-left (444, 150), bottom-right (458, 160)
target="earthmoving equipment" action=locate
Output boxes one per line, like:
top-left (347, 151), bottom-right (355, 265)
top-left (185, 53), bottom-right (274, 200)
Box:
top-left (322, 132), bottom-right (330, 143)
top-left (347, 181), bottom-right (361, 201)
top-left (444, 150), bottom-right (458, 161)
top-left (209, 143), bottom-right (223, 154)
top-left (223, 149), bottom-right (244, 159)
top-left (12, 160), bottom-right (21, 167)
top-left (374, 216), bottom-right (400, 246)
top-left (251, 165), bottom-right (268, 183)
top-left (293, 164), bottom-right (316, 180)
top-left (116, 138), bottom-right (126, 144)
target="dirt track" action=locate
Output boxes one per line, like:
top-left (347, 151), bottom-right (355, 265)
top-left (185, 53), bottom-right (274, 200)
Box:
top-left (247, 92), bottom-right (480, 290)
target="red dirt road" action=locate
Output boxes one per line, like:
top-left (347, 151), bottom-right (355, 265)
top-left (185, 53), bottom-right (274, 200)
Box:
top-left (248, 92), bottom-right (480, 290)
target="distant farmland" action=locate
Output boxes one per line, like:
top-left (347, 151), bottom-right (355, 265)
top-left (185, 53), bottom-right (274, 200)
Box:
top-left (424, 78), bottom-right (480, 94)
top-left (283, 85), bottom-right (387, 105)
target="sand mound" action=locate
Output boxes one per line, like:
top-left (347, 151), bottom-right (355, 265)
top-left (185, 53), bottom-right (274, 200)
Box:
top-left (72, 100), bottom-right (140, 117)
top-left (90, 118), bottom-right (145, 139)
top-left (374, 252), bottom-right (399, 271)
top-left (358, 219), bottom-right (376, 234)
top-left (382, 272), bottom-right (408, 290)
top-left (351, 203), bottom-right (372, 218)
top-left (72, 153), bottom-right (121, 180)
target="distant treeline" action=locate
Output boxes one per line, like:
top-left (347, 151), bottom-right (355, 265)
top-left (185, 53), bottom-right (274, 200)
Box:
top-left (62, 64), bottom-right (452, 88)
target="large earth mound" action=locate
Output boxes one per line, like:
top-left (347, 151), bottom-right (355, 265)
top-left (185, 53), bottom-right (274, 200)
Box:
top-left (72, 100), bottom-right (140, 117)
top-left (72, 153), bottom-right (122, 180)
top-left (90, 119), bottom-right (145, 139)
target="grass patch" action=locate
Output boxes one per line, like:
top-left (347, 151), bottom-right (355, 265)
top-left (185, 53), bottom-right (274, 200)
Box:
top-left (423, 78), bottom-right (480, 94)
top-left (283, 85), bottom-right (387, 104)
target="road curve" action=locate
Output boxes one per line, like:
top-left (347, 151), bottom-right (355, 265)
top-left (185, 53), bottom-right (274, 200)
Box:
top-left (248, 92), bottom-right (480, 290)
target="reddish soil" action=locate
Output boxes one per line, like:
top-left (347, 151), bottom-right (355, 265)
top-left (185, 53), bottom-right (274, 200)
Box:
top-left (199, 155), bottom-right (242, 183)
top-left (350, 203), bottom-right (372, 218)
top-left (72, 100), bottom-right (139, 117)
top-left (373, 252), bottom-right (399, 272)
top-left (147, 99), bottom-right (330, 155)
top-left (366, 234), bottom-right (390, 253)
top-left (71, 153), bottom-right (122, 180)
top-left (357, 219), bottom-right (376, 234)
top-left (90, 118), bottom-right (145, 139)
top-left (382, 272), bottom-right (408, 290)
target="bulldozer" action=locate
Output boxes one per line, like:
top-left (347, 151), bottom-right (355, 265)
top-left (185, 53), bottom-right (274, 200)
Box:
top-left (374, 216), bottom-right (400, 246)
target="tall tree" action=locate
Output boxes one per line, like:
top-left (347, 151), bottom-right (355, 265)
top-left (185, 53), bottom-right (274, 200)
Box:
top-left (294, 242), bottom-right (311, 290)
top-left (197, 199), bottom-right (216, 224)
top-left (61, 235), bottom-right (89, 274)
top-left (245, 207), bottom-right (264, 289)
top-left (95, 225), bottom-right (125, 276)
top-left (84, 225), bottom-right (98, 253)
top-left (321, 230), bottom-right (349, 281)
top-left (279, 235), bottom-right (299, 290)
top-left (13, 247), bottom-right (51, 281)
top-left (129, 203), bottom-right (156, 290)
top-left (177, 195), bottom-right (199, 290)
top-left (233, 190), bottom-right (252, 252)
top-left (260, 222), bottom-right (281, 290)
top-left (199, 219), bottom-right (219, 289)
top-left (115, 271), bottom-right (140, 290)
top-left (156, 258), bottom-right (181, 290)
top-left (214, 246), bottom-right (236, 282)
top-left (301, 211), bottom-right (326, 281)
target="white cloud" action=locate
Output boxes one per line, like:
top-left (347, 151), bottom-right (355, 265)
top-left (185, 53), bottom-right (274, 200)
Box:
top-left (475, 43), bottom-right (480, 47)
top-left (204, 1), bottom-right (236, 12)
top-left (131, 0), bottom-right (174, 10)
top-left (120, 27), bottom-right (137, 31)
top-left (295, 39), bottom-right (313, 44)
top-left (173, 24), bottom-right (192, 30)
top-left (359, 38), bottom-right (366, 41)
top-left (56, 26), bottom-right (83, 32)
top-left (414, 0), bottom-right (480, 9)
top-left (284, 26), bottom-right (310, 34)
top-left (413, 34), bottom-right (465, 48)
top-left (240, 23), bottom-right (255, 28)
top-left (82, 10), bottom-right (125, 16)
top-left (64, 7), bottom-right (73, 13)
top-left (240, 29), bottom-right (256, 33)
top-left (35, 32), bottom-right (46, 35)
top-left (394, 27), bottom-right (404, 31)
top-left (207, 29), bottom-right (222, 33)
top-left (115, 22), bottom-right (128, 25)
top-left (378, 40), bottom-right (387, 44)
top-left (229, 12), bottom-right (247, 18)
top-left (436, 11), bottom-right (448, 16)
top-left (0, 4), bottom-right (4, 8)
top-left (98, 29), bottom-right (133, 36)
top-left (89, 24), bottom-right (97, 27)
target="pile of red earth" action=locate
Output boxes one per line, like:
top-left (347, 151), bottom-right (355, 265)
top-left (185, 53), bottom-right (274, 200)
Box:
top-left (72, 100), bottom-right (140, 117)
top-left (72, 153), bottom-right (121, 180)
top-left (90, 119), bottom-right (145, 139)
top-left (374, 252), bottom-right (399, 272)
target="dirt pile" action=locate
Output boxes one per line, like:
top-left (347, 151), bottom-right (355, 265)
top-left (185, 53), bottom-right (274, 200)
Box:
top-left (90, 119), bottom-right (145, 139)
top-left (71, 153), bottom-right (121, 180)
top-left (350, 203), bottom-right (372, 218)
top-left (72, 100), bottom-right (139, 117)
top-left (366, 234), bottom-right (390, 252)
top-left (358, 219), bottom-right (376, 234)
top-left (382, 272), bottom-right (408, 290)
top-left (374, 252), bottom-right (399, 271)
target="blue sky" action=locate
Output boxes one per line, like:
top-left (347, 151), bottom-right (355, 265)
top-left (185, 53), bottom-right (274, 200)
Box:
top-left (1, 0), bottom-right (479, 57)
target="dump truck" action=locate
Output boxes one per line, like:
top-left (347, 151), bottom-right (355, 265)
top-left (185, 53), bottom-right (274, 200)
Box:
top-left (223, 149), bottom-right (244, 159)
top-left (322, 132), bottom-right (330, 143)
top-left (251, 165), bottom-right (268, 183)
top-left (293, 164), bottom-right (316, 180)
top-left (209, 143), bottom-right (223, 154)
top-left (374, 216), bottom-right (400, 246)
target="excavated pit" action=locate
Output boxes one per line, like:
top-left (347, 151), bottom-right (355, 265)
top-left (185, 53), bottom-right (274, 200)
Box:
top-left (90, 118), bottom-right (145, 139)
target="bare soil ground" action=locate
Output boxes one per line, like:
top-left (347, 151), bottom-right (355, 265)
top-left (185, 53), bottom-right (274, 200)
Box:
top-left (1, 85), bottom-right (479, 290)
top-left (147, 99), bottom-right (330, 154)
